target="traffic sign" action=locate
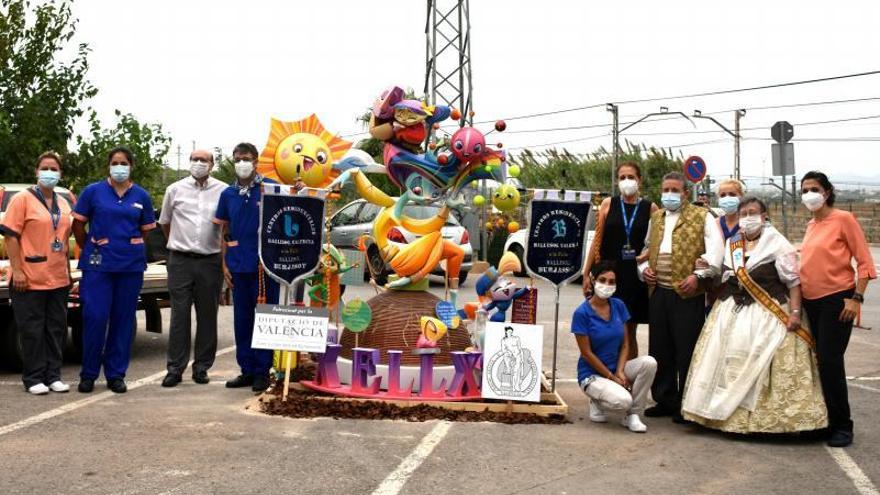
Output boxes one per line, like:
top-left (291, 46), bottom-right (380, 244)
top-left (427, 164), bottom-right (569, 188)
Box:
top-left (683, 155), bottom-right (707, 183)
top-left (771, 143), bottom-right (795, 176)
top-left (771, 121), bottom-right (794, 143)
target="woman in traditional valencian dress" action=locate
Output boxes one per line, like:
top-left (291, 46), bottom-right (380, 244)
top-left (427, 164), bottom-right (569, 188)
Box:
top-left (682, 197), bottom-right (827, 433)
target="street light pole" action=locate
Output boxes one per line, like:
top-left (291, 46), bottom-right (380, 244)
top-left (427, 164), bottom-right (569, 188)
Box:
top-left (607, 103), bottom-right (619, 190)
top-left (734, 109), bottom-right (746, 181)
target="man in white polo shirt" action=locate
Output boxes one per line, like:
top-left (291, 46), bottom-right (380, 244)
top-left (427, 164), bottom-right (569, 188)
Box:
top-left (158, 149), bottom-right (227, 387)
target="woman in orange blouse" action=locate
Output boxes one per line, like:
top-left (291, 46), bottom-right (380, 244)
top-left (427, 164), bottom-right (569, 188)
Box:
top-left (799, 171), bottom-right (876, 448)
top-left (0, 152), bottom-right (73, 395)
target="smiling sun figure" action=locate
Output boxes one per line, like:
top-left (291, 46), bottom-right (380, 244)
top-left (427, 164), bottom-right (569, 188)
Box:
top-left (257, 114), bottom-right (352, 187)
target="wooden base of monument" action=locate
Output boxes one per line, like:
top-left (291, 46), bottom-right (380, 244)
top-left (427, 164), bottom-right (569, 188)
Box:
top-left (292, 371), bottom-right (568, 419)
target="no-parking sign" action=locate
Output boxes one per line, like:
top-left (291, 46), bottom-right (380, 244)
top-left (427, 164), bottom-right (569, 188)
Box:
top-left (683, 155), bottom-right (707, 183)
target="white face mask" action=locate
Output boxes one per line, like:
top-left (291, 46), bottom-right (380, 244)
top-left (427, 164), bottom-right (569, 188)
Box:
top-left (190, 160), bottom-right (210, 179)
top-left (718, 196), bottom-right (740, 215)
top-left (801, 191), bottom-right (825, 212)
top-left (618, 179), bottom-right (639, 197)
top-left (739, 215), bottom-right (764, 236)
top-left (234, 160), bottom-right (255, 179)
top-left (593, 282), bottom-right (616, 299)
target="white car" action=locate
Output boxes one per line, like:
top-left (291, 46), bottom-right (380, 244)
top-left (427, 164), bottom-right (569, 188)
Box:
top-left (328, 198), bottom-right (474, 285)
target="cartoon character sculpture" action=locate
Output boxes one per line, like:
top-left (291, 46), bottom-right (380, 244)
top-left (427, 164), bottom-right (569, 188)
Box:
top-left (460, 252), bottom-right (528, 323)
top-left (329, 87), bottom-right (509, 310)
top-left (257, 114), bottom-right (353, 188)
top-left (306, 243), bottom-right (355, 309)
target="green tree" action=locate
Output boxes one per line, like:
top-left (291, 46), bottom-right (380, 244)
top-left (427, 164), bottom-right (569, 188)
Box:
top-left (211, 155), bottom-right (236, 185)
top-left (513, 141), bottom-right (684, 204)
top-left (65, 110), bottom-right (172, 204)
top-left (0, 0), bottom-right (96, 179)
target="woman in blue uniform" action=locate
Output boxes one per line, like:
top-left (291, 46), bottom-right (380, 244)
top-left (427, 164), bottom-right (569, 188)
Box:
top-left (71, 147), bottom-right (156, 393)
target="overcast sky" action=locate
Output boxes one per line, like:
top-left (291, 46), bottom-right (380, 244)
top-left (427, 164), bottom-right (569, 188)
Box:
top-left (69, 1), bottom-right (880, 189)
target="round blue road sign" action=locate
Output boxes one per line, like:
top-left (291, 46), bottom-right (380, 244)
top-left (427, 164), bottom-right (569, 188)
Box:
top-left (683, 155), bottom-right (707, 183)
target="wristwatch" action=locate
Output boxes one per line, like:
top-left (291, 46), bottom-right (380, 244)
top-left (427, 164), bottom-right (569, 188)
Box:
top-left (852, 293), bottom-right (865, 304)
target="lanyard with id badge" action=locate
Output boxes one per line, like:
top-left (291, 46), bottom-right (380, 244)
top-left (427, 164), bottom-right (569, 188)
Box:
top-left (33, 187), bottom-right (64, 253)
top-left (620, 199), bottom-right (640, 261)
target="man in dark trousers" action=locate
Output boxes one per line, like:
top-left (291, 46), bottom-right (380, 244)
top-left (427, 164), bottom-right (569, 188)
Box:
top-left (639, 172), bottom-right (722, 423)
top-left (214, 143), bottom-right (280, 392)
top-left (159, 149), bottom-right (226, 387)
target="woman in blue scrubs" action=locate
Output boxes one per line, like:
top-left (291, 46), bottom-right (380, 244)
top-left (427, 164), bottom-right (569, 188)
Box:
top-left (72, 147), bottom-right (157, 393)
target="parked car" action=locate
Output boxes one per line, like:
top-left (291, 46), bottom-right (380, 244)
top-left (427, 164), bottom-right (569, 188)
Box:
top-left (503, 208), bottom-right (597, 278)
top-left (329, 198), bottom-right (473, 285)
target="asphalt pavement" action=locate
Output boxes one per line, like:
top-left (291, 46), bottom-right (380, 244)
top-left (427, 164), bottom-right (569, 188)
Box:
top-left (1, 249), bottom-right (879, 495)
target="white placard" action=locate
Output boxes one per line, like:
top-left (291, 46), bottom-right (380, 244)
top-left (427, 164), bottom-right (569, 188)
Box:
top-left (480, 322), bottom-right (543, 403)
top-left (252, 304), bottom-right (329, 353)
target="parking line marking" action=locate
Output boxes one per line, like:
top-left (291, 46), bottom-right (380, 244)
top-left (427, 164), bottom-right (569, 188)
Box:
top-left (826, 446), bottom-right (880, 495)
top-left (850, 382), bottom-right (880, 394)
top-left (0, 346), bottom-right (236, 438)
top-left (371, 421), bottom-right (452, 495)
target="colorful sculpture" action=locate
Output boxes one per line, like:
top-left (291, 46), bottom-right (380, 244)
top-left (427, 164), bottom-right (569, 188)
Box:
top-left (257, 114), bottom-right (352, 188)
top-left (492, 183), bottom-right (521, 212)
top-left (416, 316), bottom-right (448, 349)
top-left (306, 243), bottom-right (354, 309)
top-left (461, 252), bottom-right (528, 323)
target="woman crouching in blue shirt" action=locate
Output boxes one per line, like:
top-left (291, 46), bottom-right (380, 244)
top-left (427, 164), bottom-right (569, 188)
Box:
top-left (572, 261), bottom-right (657, 433)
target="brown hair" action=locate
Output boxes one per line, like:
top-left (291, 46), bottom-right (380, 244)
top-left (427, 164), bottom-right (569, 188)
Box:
top-left (35, 151), bottom-right (63, 169)
top-left (616, 161), bottom-right (642, 179)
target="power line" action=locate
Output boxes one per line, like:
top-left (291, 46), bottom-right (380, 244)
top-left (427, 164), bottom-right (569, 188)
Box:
top-left (703, 96), bottom-right (880, 115)
top-left (455, 69), bottom-right (880, 126)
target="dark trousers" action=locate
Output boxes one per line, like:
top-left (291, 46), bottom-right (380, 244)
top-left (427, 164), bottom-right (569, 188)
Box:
top-left (648, 287), bottom-right (706, 411)
top-left (12, 286), bottom-right (69, 388)
top-left (80, 271), bottom-right (143, 380)
top-left (166, 252), bottom-right (222, 375)
top-left (231, 272), bottom-right (280, 376)
top-left (803, 289), bottom-right (855, 434)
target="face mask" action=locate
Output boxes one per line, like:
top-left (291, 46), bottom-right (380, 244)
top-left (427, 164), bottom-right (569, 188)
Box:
top-left (38, 170), bottom-right (60, 189)
top-left (661, 192), bottom-right (682, 211)
top-left (593, 282), bottom-right (616, 299)
top-left (110, 165), bottom-right (130, 183)
top-left (618, 179), bottom-right (639, 197)
top-left (739, 215), bottom-right (764, 236)
top-left (718, 196), bottom-right (740, 214)
top-left (801, 191), bottom-right (825, 212)
top-left (190, 160), bottom-right (210, 179)
top-left (234, 160), bottom-right (255, 179)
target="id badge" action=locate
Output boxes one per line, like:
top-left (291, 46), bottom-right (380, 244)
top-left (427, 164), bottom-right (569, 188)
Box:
top-left (89, 252), bottom-right (102, 266)
top-left (621, 245), bottom-right (637, 261)
top-left (51, 239), bottom-right (63, 252)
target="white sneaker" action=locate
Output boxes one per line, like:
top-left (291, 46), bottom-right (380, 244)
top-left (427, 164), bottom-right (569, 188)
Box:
top-left (27, 383), bottom-right (50, 395)
top-left (48, 381), bottom-right (70, 393)
top-left (589, 401), bottom-right (608, 423)
top-left (621, 413), bottom-right (648, 433)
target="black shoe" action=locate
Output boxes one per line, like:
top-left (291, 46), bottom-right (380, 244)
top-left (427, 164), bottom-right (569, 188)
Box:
top-left (827, 430), bottom-right (854, 448)
top-left (78, 378), bottom-right (95, 394)
top-left (226, 374), bottom-right (254, 388)
top-left (252, 375), bottom-right (269, 392)
top-left (645, 405), bottom-right (674, 418)
top-left (162, 373), bottom-right (182, 388)
top-left (672, 413), bottom-right (690, 425)
top-left (192, 370), bottom-right (209, 384)
top-left (107, 378), bottom-right (127, 394)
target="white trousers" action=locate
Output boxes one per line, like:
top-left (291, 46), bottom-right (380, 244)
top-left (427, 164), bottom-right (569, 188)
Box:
top-left (579, 356), bottom-right (657, 414)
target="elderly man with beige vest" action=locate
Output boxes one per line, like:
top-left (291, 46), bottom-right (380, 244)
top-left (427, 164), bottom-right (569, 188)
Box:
top-left (638, 172), bottom-right (723, 423)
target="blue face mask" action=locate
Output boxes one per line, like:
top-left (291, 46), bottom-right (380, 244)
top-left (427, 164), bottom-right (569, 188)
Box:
top-left (110, 164), bottom-right (131, 183)
top-left (718, 195), bottom-right (740, 214)
top-left (38, 169), bottom-right (60, 189)
top-left (661, 192), bottom-right (682, 211)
